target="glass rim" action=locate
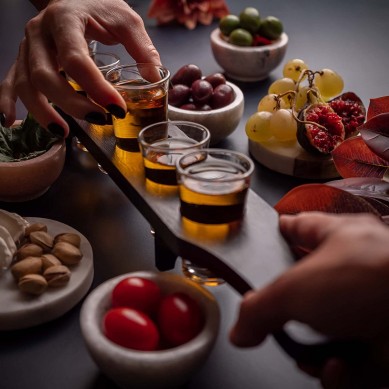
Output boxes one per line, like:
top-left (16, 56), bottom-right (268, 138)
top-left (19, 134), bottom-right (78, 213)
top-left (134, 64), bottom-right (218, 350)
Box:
top-left (105, 63), bottom-right (170, 88)
top-left (138, 120), bottom-right (211, 151)
top-left (90, 52), bottom-right (121, 70)
top-left (176, 148), bottom-right (255, 181)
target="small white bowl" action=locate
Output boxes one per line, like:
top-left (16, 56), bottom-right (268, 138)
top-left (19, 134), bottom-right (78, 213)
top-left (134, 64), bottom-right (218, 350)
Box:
top-left (168, 81), bottom-right (244, 145)
top-left (0, 140), bottom-right (66, 202)
top-left (210, 28), bottom-right (288, 82)
top-left (80, 271), bottom-right (220, 389)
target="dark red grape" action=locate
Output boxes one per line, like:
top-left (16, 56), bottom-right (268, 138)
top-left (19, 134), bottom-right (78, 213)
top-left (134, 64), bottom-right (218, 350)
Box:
top-left (210, 84), bottom-right (234, 109)
top-left (168, 84), bottom-right (191, 107)
top-left (191, 79), bottom-right (213, 105)
top-left (171, 64), bottom-right (202, 87)
top-left (179, 103), bottom-right (197, 110)
top-left (204, 73), bottom-right (226, 88)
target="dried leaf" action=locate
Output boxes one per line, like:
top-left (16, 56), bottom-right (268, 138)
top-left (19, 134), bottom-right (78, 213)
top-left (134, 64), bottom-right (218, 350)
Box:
top-left (326, 177), bottom-right (389, 202)
top-left (359, 113), bottom-right (389, 162)
top-left (275, 183), bottom-right (380, 216)
top-left (367, 96), bottom-right (389, 121)
top-left (331, 136), bottom-right (389, 178)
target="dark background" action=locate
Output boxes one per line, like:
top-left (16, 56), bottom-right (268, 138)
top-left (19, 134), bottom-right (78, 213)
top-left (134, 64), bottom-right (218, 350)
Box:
top-left (0, 1), bottom-right (388, 388)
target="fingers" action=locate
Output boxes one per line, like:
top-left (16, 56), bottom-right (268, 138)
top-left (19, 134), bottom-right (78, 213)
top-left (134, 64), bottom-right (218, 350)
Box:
top-left (38, 4), bottom-right (127, 114)
top-left (0, 64), bottom-right (17, 127)
top-left (229, 284), bottom-right (289, 347)
top-left (13, 37), bottom-right (70, 137)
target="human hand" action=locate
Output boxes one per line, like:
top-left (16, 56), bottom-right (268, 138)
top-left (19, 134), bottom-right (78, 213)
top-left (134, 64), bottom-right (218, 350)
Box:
top-left (230, 212), bottom-right (389, 388)
top-left (0, 0), bottom-right (161, 137)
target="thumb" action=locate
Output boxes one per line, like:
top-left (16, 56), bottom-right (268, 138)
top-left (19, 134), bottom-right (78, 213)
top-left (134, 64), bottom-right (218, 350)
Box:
top-left (229, 280), bottom-right (289, 347)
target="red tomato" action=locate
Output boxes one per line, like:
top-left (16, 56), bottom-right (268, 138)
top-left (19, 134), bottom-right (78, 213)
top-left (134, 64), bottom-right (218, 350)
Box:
top-left (111, 277), bottom-right (162, 316)
top-left (157, 292), bottom-right (205, 346)
top-left (103, 307), bottom-right (160, 351)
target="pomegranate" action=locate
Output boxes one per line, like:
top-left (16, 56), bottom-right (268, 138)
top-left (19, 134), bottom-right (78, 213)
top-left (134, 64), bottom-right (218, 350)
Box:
top-left (297, 103), bottom-right (345, 155)
top-left (329, 92), bottom-right (366, 138)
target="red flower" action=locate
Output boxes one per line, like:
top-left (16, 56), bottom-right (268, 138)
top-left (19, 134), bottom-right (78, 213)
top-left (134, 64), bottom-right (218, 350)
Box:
top-left (148, 0), bottom-right (229, 30)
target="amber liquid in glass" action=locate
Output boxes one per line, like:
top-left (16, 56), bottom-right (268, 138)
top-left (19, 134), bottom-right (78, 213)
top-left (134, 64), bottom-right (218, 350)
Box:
top-left (143, 138), bottom-right (198, 186)
top-left (113, 80), bottom-right (167, 151)
top-left (179, 162), bottom-right (249, 225)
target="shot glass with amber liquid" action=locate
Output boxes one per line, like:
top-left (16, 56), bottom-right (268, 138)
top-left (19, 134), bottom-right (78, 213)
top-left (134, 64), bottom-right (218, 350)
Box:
top-left (106, 64), bottom-right (170, 152)
top-left (176, 149), bottom-right (254, 285)
top-left (138, 121), bottom-right (210, 196)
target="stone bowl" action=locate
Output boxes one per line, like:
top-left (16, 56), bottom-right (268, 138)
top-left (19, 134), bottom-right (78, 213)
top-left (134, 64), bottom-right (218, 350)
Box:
top-left (80, 271), bottom-right (220, 389)
top-left (210, 28), bottom-right (288, 82)
top-left (0, 132), bottom-right (66, 202)
top-left (168, 81), bottom-right (244, 145)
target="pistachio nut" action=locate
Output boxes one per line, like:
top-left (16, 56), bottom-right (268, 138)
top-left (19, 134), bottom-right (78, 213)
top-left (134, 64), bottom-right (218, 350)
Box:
top-left (43, 265), bottom-right (71, 287)
top-left (15, 243), bottom-right (44, 261)
top-left (54, 232), bottom-right (81, 248)
top-left (25, 222), bottom-right (48, 237)
top-left (52, 241), bottom-right (83, 266)
top-left (29, 231), bottom-right (54, 251)
top-left (41, 253), bottom-right (62, 271)
top-left (18, 274), bottom-right (48, 295)
top-left (11, 256), bottom-right (43, 280)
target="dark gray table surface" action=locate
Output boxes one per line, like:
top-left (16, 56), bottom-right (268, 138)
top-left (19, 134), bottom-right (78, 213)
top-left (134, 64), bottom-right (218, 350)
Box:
top-left (0, 1), bottom-right (388, 388)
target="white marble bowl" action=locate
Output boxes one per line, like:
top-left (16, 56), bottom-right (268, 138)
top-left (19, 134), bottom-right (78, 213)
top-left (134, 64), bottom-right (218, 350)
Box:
top-left (0, 139), bottom-right (66, 202)
top-left (80, 271), bottom-right (220, 389)
top-left (168, 81), bottom-right (244, 145)
top-left (210, 28), bottom-right (288, 82)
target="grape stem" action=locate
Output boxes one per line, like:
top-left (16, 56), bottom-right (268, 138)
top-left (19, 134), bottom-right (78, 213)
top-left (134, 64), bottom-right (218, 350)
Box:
top-left (275, 75), bottom-right (328, 132)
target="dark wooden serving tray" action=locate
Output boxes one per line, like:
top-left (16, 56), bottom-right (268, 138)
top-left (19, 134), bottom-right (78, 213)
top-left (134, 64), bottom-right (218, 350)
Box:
top-left (67, 116), bottom-right (367, 365)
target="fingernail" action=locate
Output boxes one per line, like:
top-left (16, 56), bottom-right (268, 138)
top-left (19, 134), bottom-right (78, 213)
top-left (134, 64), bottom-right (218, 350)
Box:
top-left (106, 104), bottom-right (126, 119)
top-left (48, 123), bottom-right (65, 138)
top-left (0, 113), bottom-right (5, 126)
top-left (84, 111), bottom-right (107, 125)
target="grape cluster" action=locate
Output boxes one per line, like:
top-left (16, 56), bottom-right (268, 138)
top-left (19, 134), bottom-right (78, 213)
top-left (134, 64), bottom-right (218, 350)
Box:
top-left (245, 58), bottom-right (345, 143)
top-left (169, 64), bottom-right (235, 111)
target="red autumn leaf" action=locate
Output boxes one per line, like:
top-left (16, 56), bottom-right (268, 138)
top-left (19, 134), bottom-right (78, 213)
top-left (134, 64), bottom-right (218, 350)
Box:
top-left (359, 112), bottom-right (389, 162)
top-left (367, 96), bottom-right (389, 121)
top-left (274, 183), bottom-right (380, 216)
top-left (326, 177), bottom-right (389, 215)
top-left (326, 177), bottom-right (389, 202)
top-left (331, 136), bottom-right (389, 178)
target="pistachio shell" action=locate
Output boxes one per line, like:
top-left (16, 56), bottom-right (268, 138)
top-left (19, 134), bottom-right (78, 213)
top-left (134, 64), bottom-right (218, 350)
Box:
top-left (43, 265), bottom-right (71, 287)
top-left (52, 241), bottom-right (83, 266)
top-left (11, 257), bottom-right (43, 280)
top-left (54, 232), bottom-right (81, 248)
top-left (41, 253), bottom-right (62, 271)
top-left (16, 243), bottom-right (44, 261)
top-left (18, 274), bottom-right (48, 295)
top-left (25, 222), bottom-right (48, 237)
top-left (29, 231), bottom-right (54, 251)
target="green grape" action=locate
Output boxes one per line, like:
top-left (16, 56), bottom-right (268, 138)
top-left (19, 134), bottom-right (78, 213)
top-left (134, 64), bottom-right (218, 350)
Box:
top-left (270, 109), bottom-right (297, 141)
top-left (257, 93), bottom-right (287, 112)
top-left (282, 59), bottom-right (309, 82)
top-left (268, 77), bottom-right (295, 95)
top-left (295, 85), bottom-right (310, 111)
top-left (245, 111), bottom-right (273, 142)
top-left (314, 68), bottom-right (344, 100)
top-left (268, 77), bottom-right (296, 108)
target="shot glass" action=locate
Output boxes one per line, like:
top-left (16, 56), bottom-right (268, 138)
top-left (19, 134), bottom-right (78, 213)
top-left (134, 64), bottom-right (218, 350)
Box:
top-left (106, 63), bottom-right (170, 152)
top-left (68, 52), bottom-right (120, 158)
top-left (138, 121), bottom-right (210, 196)
top-left (176, 149), bottom-right (254, 285)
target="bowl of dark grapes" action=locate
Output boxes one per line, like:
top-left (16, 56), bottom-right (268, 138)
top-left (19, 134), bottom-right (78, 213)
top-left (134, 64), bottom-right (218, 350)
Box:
top-left (168, 64), bottom-right (244, 145)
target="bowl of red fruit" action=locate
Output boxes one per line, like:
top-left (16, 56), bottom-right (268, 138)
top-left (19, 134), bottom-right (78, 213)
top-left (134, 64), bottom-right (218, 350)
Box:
top-left (210, 7), bottom-right (288, 82)
top-left (80, 271), bottom-right (220, 389)
top-left (168, 64), bottom-right (244, 145)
